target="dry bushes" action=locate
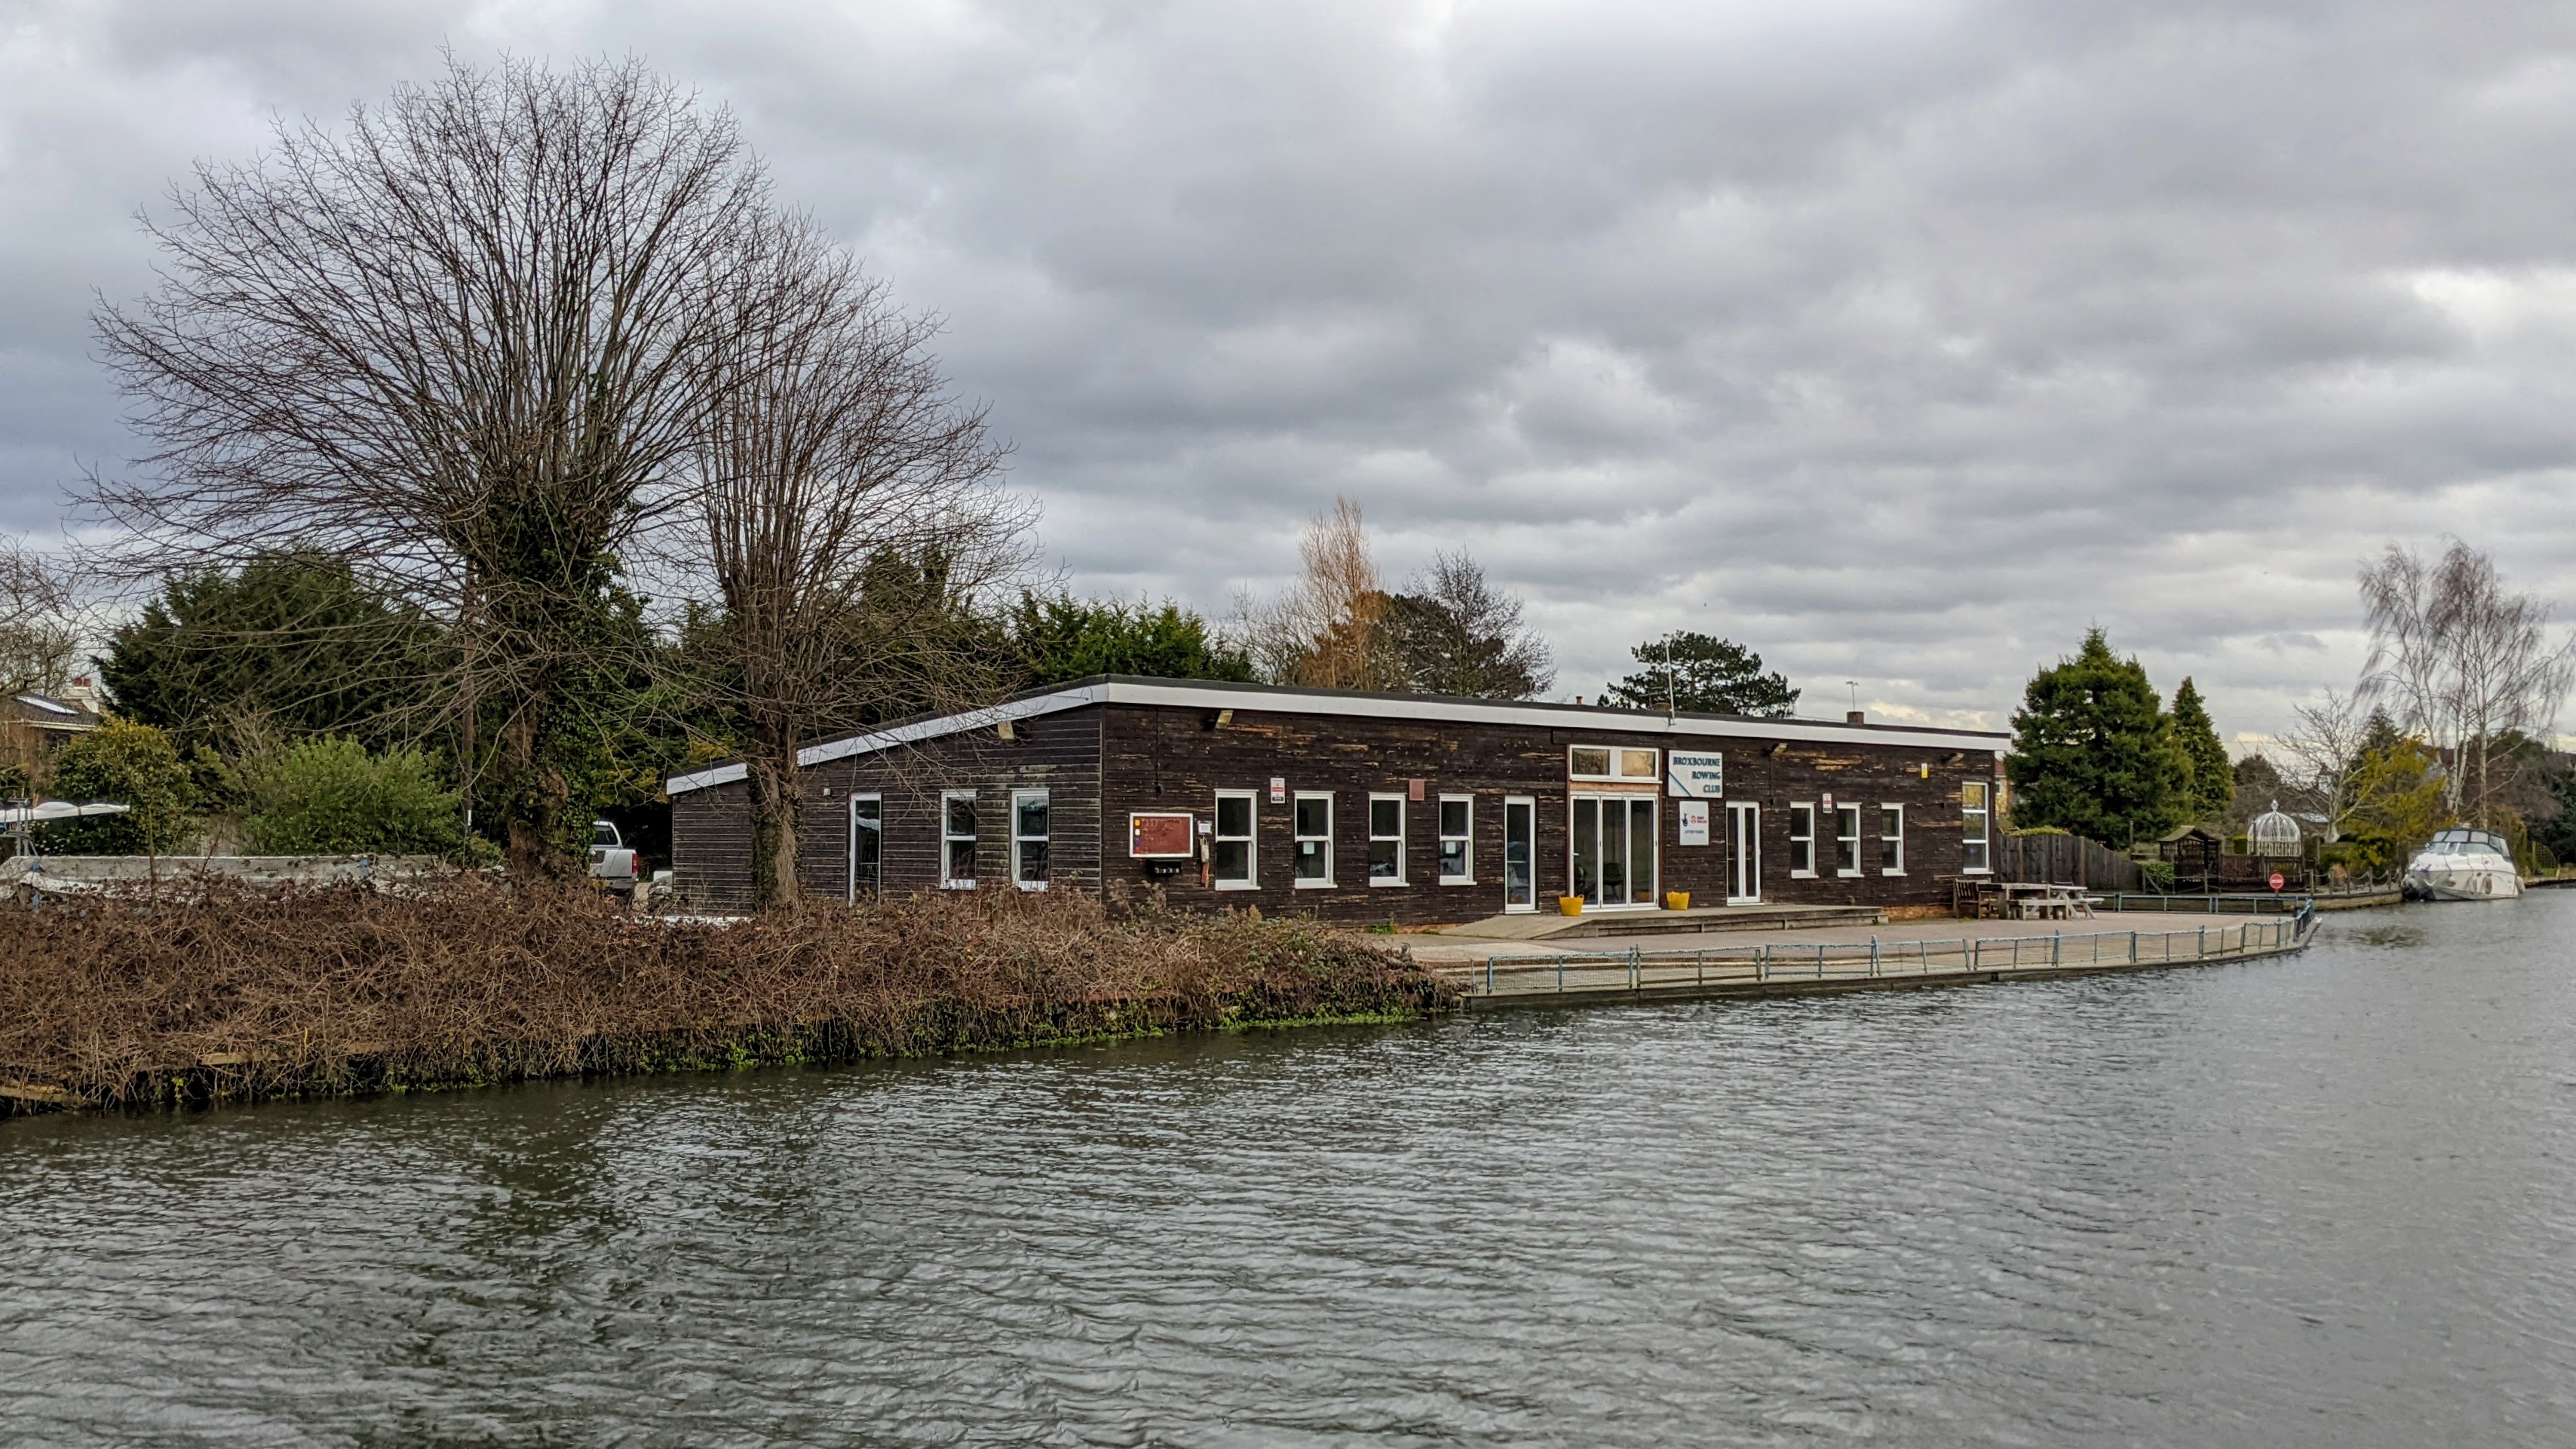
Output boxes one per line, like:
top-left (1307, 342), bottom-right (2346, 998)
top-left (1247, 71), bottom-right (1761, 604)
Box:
top-left (0, 883), bottom-right (1451, 1113)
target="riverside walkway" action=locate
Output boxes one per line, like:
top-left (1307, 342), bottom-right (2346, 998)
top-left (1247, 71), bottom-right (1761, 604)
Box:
top-left (1408, 906), bottom-right (2321, 1008)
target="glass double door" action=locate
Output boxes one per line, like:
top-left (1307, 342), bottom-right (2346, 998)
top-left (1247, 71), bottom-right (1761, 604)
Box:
top-left (1571, 795), bottom-right (1658, 907)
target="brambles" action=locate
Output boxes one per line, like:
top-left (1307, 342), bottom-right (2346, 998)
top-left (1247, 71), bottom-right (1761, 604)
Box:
top-left (0, 883), bottom-right (1448, 1112)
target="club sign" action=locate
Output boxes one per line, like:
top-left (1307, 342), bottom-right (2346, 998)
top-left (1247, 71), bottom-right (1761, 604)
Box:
top-left (1667, 751), bottom-right (1725, 798)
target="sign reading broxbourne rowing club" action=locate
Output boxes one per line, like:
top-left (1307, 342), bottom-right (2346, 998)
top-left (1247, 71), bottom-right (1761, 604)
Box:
top-left (1666, 751), bottom-right (1725, 798)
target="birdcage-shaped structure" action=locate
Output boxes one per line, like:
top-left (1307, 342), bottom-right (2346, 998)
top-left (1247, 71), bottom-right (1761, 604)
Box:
top-left (2249, 801), bottom-right (2302, 858)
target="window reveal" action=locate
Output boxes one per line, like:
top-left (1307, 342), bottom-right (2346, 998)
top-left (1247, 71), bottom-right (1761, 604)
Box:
top-left (942, 790), bottom-right (979, 889)
top-left (1012, 789), bottom-right (1050, 889)
top-left (1962, 782), bottom-right (1991, 873)
top-left (1213, 791), bottom-right (1256, 889)
top-left (1835, 805), bottom-right (1863, 876)
top-left (1368, 795), bottom-right (1406, 886)
top-left (1294, 794), bottom-right (1333, 887)
top-left (1437, 796), bottom-right (1474, 884)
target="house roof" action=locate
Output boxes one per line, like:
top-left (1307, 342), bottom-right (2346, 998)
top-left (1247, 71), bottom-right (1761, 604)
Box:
top-left (2, 692), bottom-right (103, 732)
top-left (665, 674), bottom-right (2010, 796)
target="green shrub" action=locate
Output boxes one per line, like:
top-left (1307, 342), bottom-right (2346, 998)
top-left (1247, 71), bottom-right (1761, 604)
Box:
top-left (2138, 859), bottom-right (2176, 892)
top-left (38, 720), bottom-right (197, 855)
top-left (240, 737), bottom-right (462, 855)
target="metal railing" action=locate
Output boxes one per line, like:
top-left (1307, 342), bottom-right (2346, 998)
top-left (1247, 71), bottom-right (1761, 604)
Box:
top-left (2090, 892), bottom-right (2333, 915)
top-left (1461, 901), bottom-right (2316, 999)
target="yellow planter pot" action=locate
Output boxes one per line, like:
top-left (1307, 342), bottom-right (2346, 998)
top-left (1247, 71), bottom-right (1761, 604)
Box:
top-left (1556, 895), bottom-right (1584, 916)
top-left (1665, 891), bottom-right (1691, 911)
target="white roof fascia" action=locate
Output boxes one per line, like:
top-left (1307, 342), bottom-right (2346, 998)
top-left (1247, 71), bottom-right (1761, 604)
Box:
top-left (1090, 680), bottom-right (2008, 754)
top-left (664, 680), bottom-right (2004, 795)
top-left (665, 684), bottom-right (1111, 794)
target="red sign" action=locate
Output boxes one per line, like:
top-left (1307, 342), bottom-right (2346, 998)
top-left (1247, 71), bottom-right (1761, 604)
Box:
top-left (2268, 871), bottom-right (2286, 892)
top-left (1129, 812), bottom-right (1197, 858)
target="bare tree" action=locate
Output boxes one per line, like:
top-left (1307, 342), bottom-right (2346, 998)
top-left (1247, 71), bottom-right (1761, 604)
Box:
top-left (87, 55), bottom-right (778, 876)
top-left (2360, 539), bottom-right (2576, 827)
top-left (660, 216), bottom-right (1026, 909)
top-left (2276, 686), bottom-right (2366, 842)
top-left (1383, 551), bottom-right (1553, 698)
top-left (0, 536), bottom-right (84, 697)
top-left (1232, 498), bottom-right (1404, 689)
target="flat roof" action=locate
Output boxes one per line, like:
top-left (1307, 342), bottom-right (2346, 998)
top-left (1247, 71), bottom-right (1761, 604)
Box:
top-left (666, 675), bottom-right (2008, 795)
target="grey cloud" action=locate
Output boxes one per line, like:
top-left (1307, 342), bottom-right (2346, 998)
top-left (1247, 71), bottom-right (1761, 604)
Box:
top-left (8, 0), bottom-right (2576, 741)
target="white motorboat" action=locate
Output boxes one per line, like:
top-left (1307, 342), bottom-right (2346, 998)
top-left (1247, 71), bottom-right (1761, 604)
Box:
top-left (2402, 828), bottom-right (2523, 901)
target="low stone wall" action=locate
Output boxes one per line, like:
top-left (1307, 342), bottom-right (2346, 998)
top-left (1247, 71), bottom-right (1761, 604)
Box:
top-left (6, 854), bottom-right (457, 890)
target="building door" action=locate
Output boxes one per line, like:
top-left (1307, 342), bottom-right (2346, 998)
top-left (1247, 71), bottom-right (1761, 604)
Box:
top-left (1727, 802), bottom-right (1761, 904)
top-left (1503, 796), bottom-right (1537, 912)
top-left (848, 794), bottom-right (882, 901)
top-left (1570, 795), bottom-right (1658, 907)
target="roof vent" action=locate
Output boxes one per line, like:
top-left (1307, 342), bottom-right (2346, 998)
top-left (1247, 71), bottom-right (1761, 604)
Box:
top-left (1846, 710), bottom-right (1866, 726)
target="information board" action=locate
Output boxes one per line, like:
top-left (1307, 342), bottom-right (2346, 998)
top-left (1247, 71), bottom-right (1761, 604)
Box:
top-left (1667, 751), bottom-right (1726, 798)
top-left (1128, 812), bottom-right (1197, 858)
top-left (1678, 799), bottom-right (1711, 846)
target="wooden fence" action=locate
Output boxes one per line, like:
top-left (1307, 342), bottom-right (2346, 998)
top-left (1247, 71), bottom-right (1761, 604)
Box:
top-left (1995, 832), bottom-right (2146, 892)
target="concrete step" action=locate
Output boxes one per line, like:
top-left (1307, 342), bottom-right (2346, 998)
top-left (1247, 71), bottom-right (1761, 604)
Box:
top-left (1434, 904), bottom-right (1889, 942)
top-left (1546, 904), bottom-right (1884, 940)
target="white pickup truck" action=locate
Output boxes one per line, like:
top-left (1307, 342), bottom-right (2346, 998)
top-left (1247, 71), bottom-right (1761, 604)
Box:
top-left (588, 820), bottom-right (641, 893)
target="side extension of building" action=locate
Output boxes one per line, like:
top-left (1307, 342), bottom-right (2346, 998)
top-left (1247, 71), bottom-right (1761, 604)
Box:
top-left (668, 677), bottom-right (2011, 923)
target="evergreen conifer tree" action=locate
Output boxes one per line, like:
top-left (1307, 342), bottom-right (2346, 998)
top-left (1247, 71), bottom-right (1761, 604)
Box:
top-left (2170, 677), bottom-right (2234, 822)
top-left (1602, 632), bottom-right (1798, 716)
top-left (2005, 628), bottom-right (2191, 846)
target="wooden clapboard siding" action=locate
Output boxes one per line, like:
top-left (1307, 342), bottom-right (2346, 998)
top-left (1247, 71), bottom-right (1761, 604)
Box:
top-left (673, 778), bottom-right (757, 911)
top-left (671, 706), bottom-right (1104, 911)
top-left (673, 686), bottom-right (2004, 923)
top-left (1093, 703), bottom-right (2001, 925)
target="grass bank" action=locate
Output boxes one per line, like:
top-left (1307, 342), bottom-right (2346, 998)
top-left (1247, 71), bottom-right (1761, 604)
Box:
top-left (0, 883), bottom-right (1454, 1116)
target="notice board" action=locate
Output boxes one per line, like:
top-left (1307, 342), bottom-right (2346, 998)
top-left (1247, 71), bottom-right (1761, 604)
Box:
top-left (1129, 812), bottom-right (1197, 858)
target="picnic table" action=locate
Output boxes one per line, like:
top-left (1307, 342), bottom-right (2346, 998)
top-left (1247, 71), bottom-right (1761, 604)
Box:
top-left (1999, 882), bottom-right (2096, 920)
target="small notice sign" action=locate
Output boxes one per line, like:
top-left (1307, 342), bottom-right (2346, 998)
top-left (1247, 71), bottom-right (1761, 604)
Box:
top-left (1678, 800), bottom-right (1711, 846)
top-left (1129, 812), bottom-right (1196, 858)
top-left (1667, 751), bottom-right (1726, 798)
top-left (1269, 777), bottom-right (1286, 803)
top-left (2268, 870), bottom-right (2285, 892)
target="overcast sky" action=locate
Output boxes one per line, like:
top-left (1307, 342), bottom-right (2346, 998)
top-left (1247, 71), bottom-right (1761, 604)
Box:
top-left (8, 0), bottom-right (2576, 745)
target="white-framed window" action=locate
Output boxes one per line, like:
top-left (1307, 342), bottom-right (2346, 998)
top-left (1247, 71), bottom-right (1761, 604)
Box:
top-left (1569, 745), bottom-right (1659, 781)
top-left (1835, 805), bottom-right (1863, 877)
top-left (848, 793), bottom-right (882, 901)
top-left (1368, 794), bottom-right (1406, 885)
top-left (1962, 782), bottom-right (1992, 874)
top-left (1788, 803), bottom-right (1816, 878)
top-left (1011, 788), bottom-right (1050, 890)
top-left (1879, 804), bottom-right (1905, 875)
top-left (1437, 795), bottom-right (1474, 884)
top-left (941, 789), bottom-right (979, 889)
top-left (1294, 793), bottom-right (1333, 888)
top-left (1213, 790), bottom-right (1256, 889)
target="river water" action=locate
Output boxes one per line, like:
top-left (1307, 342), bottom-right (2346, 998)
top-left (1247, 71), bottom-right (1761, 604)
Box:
top-left (5, 898), bottom-right (2573, 1447)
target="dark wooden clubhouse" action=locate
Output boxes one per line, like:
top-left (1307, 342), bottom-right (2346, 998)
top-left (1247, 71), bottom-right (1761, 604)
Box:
top-left (668, 676), bottom-right (2010, 923)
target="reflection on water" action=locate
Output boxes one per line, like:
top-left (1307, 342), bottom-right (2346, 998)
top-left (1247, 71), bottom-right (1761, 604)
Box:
top-left (5, 899), bottom-right (2574, 1447)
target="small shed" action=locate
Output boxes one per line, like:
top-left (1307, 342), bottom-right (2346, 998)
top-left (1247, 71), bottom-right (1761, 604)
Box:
top-left (2157, 824), bottom-right (2224, 888)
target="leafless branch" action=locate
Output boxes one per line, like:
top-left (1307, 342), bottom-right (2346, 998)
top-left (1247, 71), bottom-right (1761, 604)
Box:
top-left (649, 213), bottom-right (1028, 907)
top-left (85, 54), bottom-right (780, 872)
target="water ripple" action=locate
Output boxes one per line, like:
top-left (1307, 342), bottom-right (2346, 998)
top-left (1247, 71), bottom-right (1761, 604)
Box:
top-left (5, 898), bottom-right (2575, 1445)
